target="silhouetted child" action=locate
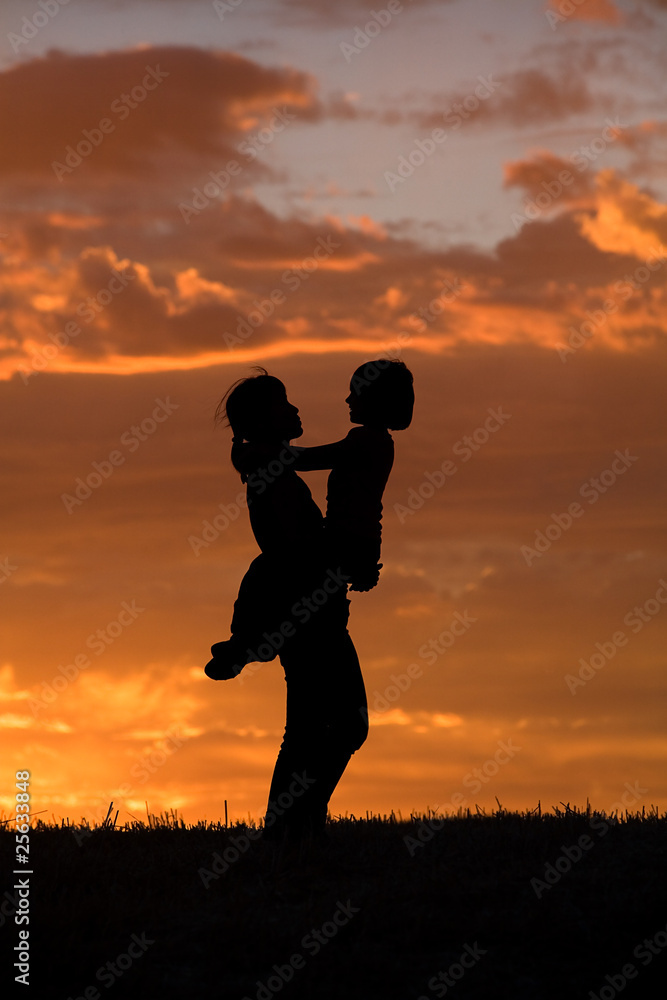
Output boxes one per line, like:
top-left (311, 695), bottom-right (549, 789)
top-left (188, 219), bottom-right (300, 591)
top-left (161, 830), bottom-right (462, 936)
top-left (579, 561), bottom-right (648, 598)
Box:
top-left (292, 358), bottom-right (414, 592)
top-left (205, 359), bottom-right (414, 680)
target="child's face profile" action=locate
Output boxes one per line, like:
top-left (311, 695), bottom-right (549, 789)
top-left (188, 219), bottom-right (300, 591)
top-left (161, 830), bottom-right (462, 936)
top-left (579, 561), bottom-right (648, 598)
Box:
top-left (346, 381), bottom-right (384, 426)
top-left (346, 362), bottom-right (395, 427)
top-left (345, 385), bottom-right (368, 424)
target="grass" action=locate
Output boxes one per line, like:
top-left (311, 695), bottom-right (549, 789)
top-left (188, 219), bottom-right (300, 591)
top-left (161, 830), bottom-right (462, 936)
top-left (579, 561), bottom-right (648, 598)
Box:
top-left (1, 802), bottom-right (666, 999)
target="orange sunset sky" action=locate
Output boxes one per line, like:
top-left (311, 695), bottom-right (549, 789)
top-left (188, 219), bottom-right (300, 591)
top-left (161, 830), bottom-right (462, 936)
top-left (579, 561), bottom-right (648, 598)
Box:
top-left (1, 0), bottom-right (666, 827)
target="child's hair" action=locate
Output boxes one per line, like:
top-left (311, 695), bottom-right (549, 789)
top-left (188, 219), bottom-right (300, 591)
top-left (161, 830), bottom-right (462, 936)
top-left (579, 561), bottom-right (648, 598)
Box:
top-left (350, 358), bottom-right (414, 430)
top-left (214, 367), bottom-right (285, 478)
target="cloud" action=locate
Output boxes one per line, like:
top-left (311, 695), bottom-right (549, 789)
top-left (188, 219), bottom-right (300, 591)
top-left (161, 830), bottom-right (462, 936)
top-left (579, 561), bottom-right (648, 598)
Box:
top-left (4, 161), bottom-right (667, 381)
top-left (1, 42), bottom-right (664, 376)
top-left (1, 201), bottom-right (394, 376)
top-left (318, 61), bottom-right (613, 135)
top-left (485, 67), bottom-right (599, 125)
top-left (0, 46), bottom-right (318, 181)
top-left (411, 66), bottom-right (603, 132)
top-left (615, 119), bottom-right (667, 153)
top-left (504, 150), bottom-right (595, 201)
top-left (277, 0), bottom-right (449, 24)
top-left (546, 0), bottom-right (667, 24)
top-left (577, 169), bottom-right (667, 257)
top-left (1, 243), bottom-right (242, 373)
top-left (546, 0), bottom-right (623, 26)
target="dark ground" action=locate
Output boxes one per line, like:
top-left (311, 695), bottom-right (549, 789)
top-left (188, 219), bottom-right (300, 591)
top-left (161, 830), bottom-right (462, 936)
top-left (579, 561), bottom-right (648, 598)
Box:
top-left (1, 805), bottom-right (666, 999)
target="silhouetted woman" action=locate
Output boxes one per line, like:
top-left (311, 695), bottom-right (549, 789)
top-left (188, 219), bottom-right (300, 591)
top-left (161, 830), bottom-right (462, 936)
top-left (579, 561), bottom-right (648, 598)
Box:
top-left (209, 370), bottom-right (368, 841)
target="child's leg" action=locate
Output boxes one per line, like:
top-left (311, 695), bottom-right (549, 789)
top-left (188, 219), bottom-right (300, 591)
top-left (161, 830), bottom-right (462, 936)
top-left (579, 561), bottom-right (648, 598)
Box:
top-left (229, 554), bottom-right (281, 649)
top-left (206, 555), bottom-right (280, 680)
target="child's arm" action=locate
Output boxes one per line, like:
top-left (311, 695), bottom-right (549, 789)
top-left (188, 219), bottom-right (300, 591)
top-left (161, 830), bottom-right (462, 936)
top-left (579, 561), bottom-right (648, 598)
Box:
top-left (349, 561), bottom-right (382, 592)
top-left (291, 438), bottom-right (347, 471)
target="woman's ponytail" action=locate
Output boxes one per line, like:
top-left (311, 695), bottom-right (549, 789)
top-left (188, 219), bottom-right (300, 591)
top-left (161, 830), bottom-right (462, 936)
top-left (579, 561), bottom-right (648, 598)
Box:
top-left (214, 367), bottom-right (274, 483)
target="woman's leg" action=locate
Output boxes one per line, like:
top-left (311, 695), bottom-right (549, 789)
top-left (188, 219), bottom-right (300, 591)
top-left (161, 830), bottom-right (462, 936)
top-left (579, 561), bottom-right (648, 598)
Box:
top-left (263, 623), bottom-right (368, 839)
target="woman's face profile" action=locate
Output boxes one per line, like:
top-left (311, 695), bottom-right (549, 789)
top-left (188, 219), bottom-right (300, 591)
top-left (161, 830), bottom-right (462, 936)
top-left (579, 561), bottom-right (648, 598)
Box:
top-left (259, 382), bottom-right (303, 442)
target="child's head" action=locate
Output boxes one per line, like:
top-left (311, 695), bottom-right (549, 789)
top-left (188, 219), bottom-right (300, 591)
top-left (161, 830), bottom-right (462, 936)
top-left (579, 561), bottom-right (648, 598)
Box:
top-left (216, 367), bottom-right (302, 446)
top-left (347, 359), bottom-right (414, 430)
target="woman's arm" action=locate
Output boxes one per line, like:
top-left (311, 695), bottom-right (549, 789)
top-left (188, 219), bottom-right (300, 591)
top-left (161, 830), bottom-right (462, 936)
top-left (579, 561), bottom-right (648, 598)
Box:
top-left (291, 438), bottom-right (347, 471)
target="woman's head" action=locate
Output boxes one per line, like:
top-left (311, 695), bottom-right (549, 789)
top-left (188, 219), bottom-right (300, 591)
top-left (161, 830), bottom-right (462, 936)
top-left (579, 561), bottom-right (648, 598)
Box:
top-left (347, 358), bottom-right (414, 430)
top-left (216, 368), bottom-right (302, 446)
